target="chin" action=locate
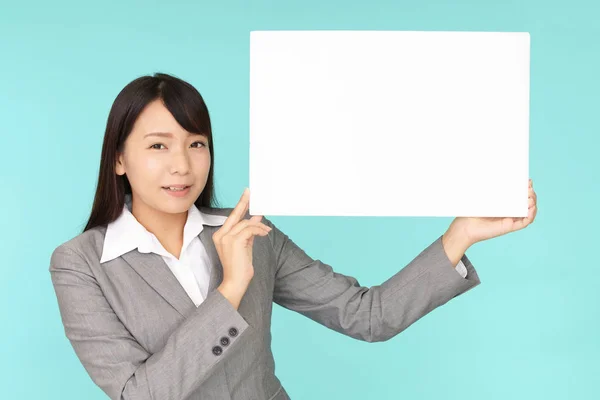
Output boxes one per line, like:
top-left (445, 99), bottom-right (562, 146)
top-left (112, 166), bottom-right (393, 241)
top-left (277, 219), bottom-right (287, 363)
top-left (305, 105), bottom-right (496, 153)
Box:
top-left (161, 191), bottom-right (201, 211)
top-left (156, 196), bottom-right (190, 212)
top-left (159, 202), bottom-right (192, 215)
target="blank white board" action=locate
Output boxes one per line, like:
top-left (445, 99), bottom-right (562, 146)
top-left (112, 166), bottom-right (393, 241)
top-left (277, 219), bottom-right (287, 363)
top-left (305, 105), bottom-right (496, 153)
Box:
top-left (249, 30), bottom-right (530, 217)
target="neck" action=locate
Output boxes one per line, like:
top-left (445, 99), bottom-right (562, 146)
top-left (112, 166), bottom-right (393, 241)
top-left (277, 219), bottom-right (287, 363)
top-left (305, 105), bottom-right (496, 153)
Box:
top-left (130, 197), bottom-right (188, 258)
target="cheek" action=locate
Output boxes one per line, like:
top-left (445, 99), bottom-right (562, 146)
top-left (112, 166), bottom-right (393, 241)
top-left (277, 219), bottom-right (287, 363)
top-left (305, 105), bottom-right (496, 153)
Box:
top-left (127, 155), bottom-right (163, 185)
top-left (144, 157), bottom-right (164, 172)
top-left (193, 152), bottom-right (211, 173)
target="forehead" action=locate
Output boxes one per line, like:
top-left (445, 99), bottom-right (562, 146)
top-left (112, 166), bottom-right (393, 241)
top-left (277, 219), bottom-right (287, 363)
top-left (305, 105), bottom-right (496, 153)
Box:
top-left (131, 100), bottom-right (181, 134)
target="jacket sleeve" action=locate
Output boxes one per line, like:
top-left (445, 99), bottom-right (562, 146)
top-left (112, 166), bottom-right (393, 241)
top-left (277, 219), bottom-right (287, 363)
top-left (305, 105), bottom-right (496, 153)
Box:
top-left (263, 217), bottom-right (481, 343)
top-left (49, 244), bottom-right (249, 400)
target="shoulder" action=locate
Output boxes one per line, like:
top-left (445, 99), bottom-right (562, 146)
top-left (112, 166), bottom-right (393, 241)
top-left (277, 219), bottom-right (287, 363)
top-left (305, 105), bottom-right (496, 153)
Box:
top-left (198, 206), bottom-right (232, 218)
top-left (49, 226), bottom-right (107, 272)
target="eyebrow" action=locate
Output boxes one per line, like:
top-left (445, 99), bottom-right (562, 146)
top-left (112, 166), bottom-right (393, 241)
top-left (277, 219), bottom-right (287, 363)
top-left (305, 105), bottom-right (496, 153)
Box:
top-left (143, 132), bottom-right (208, 139)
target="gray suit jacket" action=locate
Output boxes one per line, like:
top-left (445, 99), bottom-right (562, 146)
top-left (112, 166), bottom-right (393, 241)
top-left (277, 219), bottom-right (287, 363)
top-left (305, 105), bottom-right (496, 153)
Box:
top-left (49, 207), bottom-right (481, 400)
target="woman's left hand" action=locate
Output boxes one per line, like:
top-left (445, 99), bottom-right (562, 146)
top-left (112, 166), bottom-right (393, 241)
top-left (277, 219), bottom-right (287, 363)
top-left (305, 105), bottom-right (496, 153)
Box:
top-left (452, 178), bottom-right (538, 246)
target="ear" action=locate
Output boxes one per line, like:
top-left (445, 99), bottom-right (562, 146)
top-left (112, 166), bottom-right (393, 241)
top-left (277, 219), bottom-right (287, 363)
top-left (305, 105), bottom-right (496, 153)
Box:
top-left (115, 152), bottom-right (126, 176)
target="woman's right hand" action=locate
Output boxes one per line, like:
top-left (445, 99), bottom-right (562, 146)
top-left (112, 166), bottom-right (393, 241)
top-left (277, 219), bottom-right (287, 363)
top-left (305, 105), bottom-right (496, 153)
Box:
top-left (213, 188), bottom-right (272, 309)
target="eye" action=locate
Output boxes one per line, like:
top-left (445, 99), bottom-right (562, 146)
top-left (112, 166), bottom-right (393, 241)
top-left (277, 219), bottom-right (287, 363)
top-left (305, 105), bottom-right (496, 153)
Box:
top-left (149, 143), bottom-right (166, 150)
top-left (191, 141), bottom-right (207, 148)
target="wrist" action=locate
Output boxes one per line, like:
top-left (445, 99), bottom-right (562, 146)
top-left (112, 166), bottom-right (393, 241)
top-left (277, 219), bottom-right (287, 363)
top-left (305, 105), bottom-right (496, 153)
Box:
top-left (442, 221), bottom-right (473, 266)
top-left (219, 279), bottom-right (248, 294)
top-left (217, 279), bottom-right (250, 310)
top-left (448, 218), bottom-right (477, 248)
top-left (217, 283), bottom-right (241, 310)
top-left (220, 275), bottom-right (252, 292)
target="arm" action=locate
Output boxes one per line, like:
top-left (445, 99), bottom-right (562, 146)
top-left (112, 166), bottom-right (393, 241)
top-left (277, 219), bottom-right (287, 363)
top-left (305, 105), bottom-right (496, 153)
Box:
top-left (263, 217), bottom-right (481, 343)
top-left (49, 245), bottom-right (249, 400)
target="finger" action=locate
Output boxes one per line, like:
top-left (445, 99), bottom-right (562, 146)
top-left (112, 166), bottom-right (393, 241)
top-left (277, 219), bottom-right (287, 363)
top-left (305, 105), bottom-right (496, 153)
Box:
top-left (228, 219), bottom-right (271, 237)
top-left (234, 225), bottom-right (271, 242)
top-left (529, 202), bottom-right (535, 219)
top-left (528, 187), bottom-right (537, 204)
top-left (518, 204), bottom-right (536, 228)
top-left (513, 216), bottom-right (530, 231)
top-left (220, 188), bottom-right (250, 234)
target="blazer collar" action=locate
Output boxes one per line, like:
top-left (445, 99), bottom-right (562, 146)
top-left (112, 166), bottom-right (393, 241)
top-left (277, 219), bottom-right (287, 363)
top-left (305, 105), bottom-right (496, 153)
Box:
top-left (100, 194), bottom-right (226, 263)
top-left (121, 225), bottom-right (224, 318)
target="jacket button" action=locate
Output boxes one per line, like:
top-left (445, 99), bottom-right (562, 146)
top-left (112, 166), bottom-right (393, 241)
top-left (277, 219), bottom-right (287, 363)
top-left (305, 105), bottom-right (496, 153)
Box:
top-left (212, 346), bottom-right (223, 356)
top-left (228, 327), bottom-right (238, 337)
top-left (220, 337), bottom-right (230, 346)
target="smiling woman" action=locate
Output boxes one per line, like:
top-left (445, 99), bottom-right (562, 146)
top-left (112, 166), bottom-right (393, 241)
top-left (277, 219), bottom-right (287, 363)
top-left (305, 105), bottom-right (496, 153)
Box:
top-left (49, 72), bottom-right (491, 400)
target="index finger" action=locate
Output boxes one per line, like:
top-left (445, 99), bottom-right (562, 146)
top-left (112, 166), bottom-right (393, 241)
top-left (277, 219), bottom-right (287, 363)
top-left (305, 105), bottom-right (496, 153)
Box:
top-left (221, 187), bottom-right (250, 232)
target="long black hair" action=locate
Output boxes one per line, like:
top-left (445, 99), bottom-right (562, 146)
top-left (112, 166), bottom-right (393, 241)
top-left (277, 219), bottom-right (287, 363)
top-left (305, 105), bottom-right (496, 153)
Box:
top-left (83, 72), bottom-right (220, 233)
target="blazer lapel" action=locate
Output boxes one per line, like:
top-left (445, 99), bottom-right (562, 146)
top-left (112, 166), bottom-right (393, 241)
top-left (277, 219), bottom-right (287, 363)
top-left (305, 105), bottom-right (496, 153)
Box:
top-left (122, 251), bottom-right (196, 317)
top-left (121, 224), bottom-right (224, 318)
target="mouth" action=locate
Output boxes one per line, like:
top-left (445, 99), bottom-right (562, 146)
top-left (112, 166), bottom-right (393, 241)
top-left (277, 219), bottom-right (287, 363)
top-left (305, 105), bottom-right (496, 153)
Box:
top-left (162, 185), bottom-right (192, 198)
top-left (162, 185), bottom-right (191, 192)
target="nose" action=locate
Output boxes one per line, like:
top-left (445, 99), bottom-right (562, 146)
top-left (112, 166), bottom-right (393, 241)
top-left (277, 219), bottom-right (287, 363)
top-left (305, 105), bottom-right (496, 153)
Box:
top-left (169, 149), bottom-right (191, 175)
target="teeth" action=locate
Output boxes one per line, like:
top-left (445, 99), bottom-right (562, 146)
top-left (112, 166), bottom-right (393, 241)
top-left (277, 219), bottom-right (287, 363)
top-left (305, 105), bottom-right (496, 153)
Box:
top-left (166, 187), bottom-right (187, 191)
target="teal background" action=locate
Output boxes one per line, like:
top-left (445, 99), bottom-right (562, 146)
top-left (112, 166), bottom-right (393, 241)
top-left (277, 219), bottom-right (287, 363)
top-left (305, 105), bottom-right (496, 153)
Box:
top-left (1, 0), bottom-right (598, 399)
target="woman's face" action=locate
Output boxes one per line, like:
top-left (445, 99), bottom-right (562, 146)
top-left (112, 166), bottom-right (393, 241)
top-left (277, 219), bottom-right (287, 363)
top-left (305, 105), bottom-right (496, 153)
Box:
top-left (115, 99), bottom-right (211, 215)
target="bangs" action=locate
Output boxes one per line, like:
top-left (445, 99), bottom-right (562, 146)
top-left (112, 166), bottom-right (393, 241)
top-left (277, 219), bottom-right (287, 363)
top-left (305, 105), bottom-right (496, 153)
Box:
top-left (158, 78), bottom-right (212, 139)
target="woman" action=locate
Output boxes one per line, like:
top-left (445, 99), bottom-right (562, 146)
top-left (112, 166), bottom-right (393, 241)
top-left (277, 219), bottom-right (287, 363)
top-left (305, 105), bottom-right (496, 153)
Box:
top-left (49, 72), bottom-right (538, 400)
